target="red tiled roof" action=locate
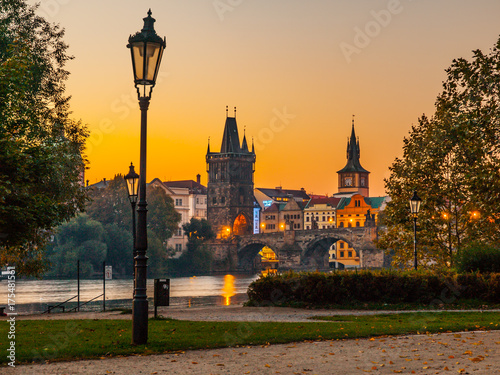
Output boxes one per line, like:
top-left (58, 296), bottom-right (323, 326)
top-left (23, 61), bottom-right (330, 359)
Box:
top-left (306, 197), bottom-right (342, 208)
top-left (163, 180), bottom-right (207, 194)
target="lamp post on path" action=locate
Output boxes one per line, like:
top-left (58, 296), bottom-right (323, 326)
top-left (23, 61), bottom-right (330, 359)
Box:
top-left (127, 9), bottom-right (166, 345)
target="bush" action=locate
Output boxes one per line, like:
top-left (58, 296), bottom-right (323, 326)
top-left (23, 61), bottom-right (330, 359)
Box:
top-left (246, 270), bottom-right (500, 307)
top-left (455, 243), bottom-right (500, 273)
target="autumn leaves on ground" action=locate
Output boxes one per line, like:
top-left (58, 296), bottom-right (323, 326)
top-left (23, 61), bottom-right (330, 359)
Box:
top-left (0, 311), bottom-right (498, 365)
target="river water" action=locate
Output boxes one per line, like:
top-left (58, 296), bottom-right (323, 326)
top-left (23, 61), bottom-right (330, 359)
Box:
top-left (0, 274), bottom-right (260, 315)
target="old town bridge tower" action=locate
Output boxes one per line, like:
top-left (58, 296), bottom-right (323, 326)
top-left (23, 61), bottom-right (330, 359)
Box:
top-left (337, 117), bottom-right (370, 196)
top-left (206, 108), bottom-right (256, 237)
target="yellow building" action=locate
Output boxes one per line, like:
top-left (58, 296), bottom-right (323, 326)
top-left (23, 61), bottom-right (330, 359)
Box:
top-left (335, 194), bottom-right (386, 268)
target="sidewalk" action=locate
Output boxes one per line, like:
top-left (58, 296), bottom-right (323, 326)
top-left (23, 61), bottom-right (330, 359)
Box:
top-left (4, 306), bottom-right (500, 374)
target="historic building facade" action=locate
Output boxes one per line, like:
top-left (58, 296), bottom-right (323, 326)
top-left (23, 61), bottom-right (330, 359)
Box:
top-left (150, 176), bottom-right (207, 256)
top-left (206, 109), bottom-right (257, 238)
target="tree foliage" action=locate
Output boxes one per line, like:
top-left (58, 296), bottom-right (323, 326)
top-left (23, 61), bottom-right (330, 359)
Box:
top-left (378, 36), bottom-right (500, 269)
top-left (45, 215), bottom-right (107, 278)
top-left (0, 0), bottom-right (89, 276)
top-left (46, 175), bottom-right (181, 278)
top-left (167, 218), bottom-right (215, 276)
top-left (86, 175), bottom-right (181, 245)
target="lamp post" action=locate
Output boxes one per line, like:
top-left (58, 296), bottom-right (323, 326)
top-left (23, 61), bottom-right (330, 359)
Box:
top-left (409, 191), bottom-right (422, 270)
top-left (124, 162), bottom-right (139, 280)
top-left (127, 9), bottom-right (166, 345)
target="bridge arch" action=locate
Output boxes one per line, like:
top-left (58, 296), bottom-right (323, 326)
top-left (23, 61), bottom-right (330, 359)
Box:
top-left (302, 233), bottom-right (358, 269)
top-left (237, 240), bottom-right (278, 272)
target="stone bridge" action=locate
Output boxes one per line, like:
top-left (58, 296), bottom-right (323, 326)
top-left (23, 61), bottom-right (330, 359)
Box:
top-left (209, 226), bottom-right (385, 272)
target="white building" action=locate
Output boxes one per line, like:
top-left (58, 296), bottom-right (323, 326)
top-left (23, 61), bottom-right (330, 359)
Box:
top-left (150, 175), bottom-right (207, 257)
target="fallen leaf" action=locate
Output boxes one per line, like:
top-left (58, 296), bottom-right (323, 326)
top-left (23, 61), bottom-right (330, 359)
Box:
top-left (469, 357), bottom-right (484, 363)
top-left (448, 355), bottom-right (455, 359)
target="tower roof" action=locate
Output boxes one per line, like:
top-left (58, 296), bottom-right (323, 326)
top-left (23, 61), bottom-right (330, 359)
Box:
top-left (337, 119), bottom-right (369, 174)
top-left (220, 117), bottom-right (241, 153)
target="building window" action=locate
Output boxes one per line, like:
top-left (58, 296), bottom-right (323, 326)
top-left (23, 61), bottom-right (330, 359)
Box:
top-left (356, 221), bottom-right (360, 227)
top-left (177, 228), bottom-right (183, 236)
top-left (339, 222), bottom-right (344, 228)
top-left (348, 222), bottom-right (352, 228)
top-left (221, 196), bottom-right (225, 204)
top-left (175, 244), bottom-right (182, 251)
top-left (348, 251), bottom-right (353, 257)
top-left (175, 199), bottom-right (183, 206)
top-left (306, 216), bottom-right (310, 222)
top-left (340, 251), bottom-right (345, 258)
top-left (340, 242), bottom-right (344, 249)
top-left (306, 225), bottom-right (310, 230)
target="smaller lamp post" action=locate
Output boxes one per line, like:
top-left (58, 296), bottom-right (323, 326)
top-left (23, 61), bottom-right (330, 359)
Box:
top-left (409, 191), bottom-right (422, 270)
top-left (124, 162), bottom-right (139, 279)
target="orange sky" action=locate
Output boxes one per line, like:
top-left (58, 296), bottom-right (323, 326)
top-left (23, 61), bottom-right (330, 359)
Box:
top-left (30, 0), bottom-right (500, 197)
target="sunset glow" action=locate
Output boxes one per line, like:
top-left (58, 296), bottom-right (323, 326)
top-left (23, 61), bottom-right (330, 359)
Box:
top-left (30, 0), bottom-right (500, 196)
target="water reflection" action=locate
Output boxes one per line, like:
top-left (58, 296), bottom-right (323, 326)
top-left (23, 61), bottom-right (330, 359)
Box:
top-left (221, 274), bottom-right (235, 306)
top-left (0, 274), bottom-right (259, 314)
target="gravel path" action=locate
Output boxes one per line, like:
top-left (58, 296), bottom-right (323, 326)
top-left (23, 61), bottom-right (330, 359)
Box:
top-left (3, 306), bottom-right (500, 374)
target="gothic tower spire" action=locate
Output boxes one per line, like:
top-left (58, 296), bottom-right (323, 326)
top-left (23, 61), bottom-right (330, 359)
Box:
top-left (336, 116), bottom-right (370, 196)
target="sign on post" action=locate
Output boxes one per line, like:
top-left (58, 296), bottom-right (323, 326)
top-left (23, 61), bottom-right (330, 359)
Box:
top-left (105, 266), bottom-right (112, 280)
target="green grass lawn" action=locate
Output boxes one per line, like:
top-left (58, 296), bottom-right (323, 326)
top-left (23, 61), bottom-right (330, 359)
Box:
top-left (1, 311), bottom-right (499, 365)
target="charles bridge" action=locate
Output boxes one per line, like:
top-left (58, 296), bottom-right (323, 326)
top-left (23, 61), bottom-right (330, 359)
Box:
top-left (209, 225), bottom-right (386, 272)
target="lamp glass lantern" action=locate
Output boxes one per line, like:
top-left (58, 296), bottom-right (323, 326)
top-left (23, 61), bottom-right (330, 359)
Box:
top-left (127, 9), bottom-right (166, 98)
top-left (409, 191), bottom-right (421, 216)
top-left (124, 162), bottom-right (139, 204)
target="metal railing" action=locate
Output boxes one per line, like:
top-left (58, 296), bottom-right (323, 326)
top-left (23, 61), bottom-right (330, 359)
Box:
top-left (43, 295), bottom-right (77, 314)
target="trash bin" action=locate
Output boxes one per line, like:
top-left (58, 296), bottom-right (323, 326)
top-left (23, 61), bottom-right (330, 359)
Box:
top-left (154, 279), bottom-right (170, 317)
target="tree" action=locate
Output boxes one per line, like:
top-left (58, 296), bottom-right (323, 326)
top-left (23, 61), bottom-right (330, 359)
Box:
top-left (378, 36), bottom-right (500, 269)
top-left (0, 0), bottom-right (88, 276)
top-left (86, 175), bottom-right (181, 245)
top-left (45, 214), bottom-right (107, 278)
top-left (169, 218), bottom-right (215, 275)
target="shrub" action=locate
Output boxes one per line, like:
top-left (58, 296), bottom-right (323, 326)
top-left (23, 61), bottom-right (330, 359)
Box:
top-left (456, 243), bottom-right (500, 273)
top-left (246, 269), bottom-right (500, 307)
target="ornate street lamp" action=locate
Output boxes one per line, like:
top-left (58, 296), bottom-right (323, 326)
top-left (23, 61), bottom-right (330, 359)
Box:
top-left (127, 9), bottom-right (166, 345)
top-left (409, 191), bottom-right (422, 270)
top-left (124, 162), bottom-right (139, 278)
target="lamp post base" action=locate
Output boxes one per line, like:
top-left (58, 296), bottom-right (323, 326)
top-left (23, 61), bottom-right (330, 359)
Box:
top-left (132, 299), bottom-right (148, 344)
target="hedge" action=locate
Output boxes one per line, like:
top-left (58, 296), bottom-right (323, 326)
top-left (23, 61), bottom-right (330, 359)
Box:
top-left (246, 270), bottom-right (500, 307)
top-left (455, 243), bottom-right (500, 273)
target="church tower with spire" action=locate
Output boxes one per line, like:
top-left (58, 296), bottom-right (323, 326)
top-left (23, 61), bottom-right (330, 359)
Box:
top-left (206, 107), bottom-right (256, 237)
top-left (336, 117), bottom-right (370, 196)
